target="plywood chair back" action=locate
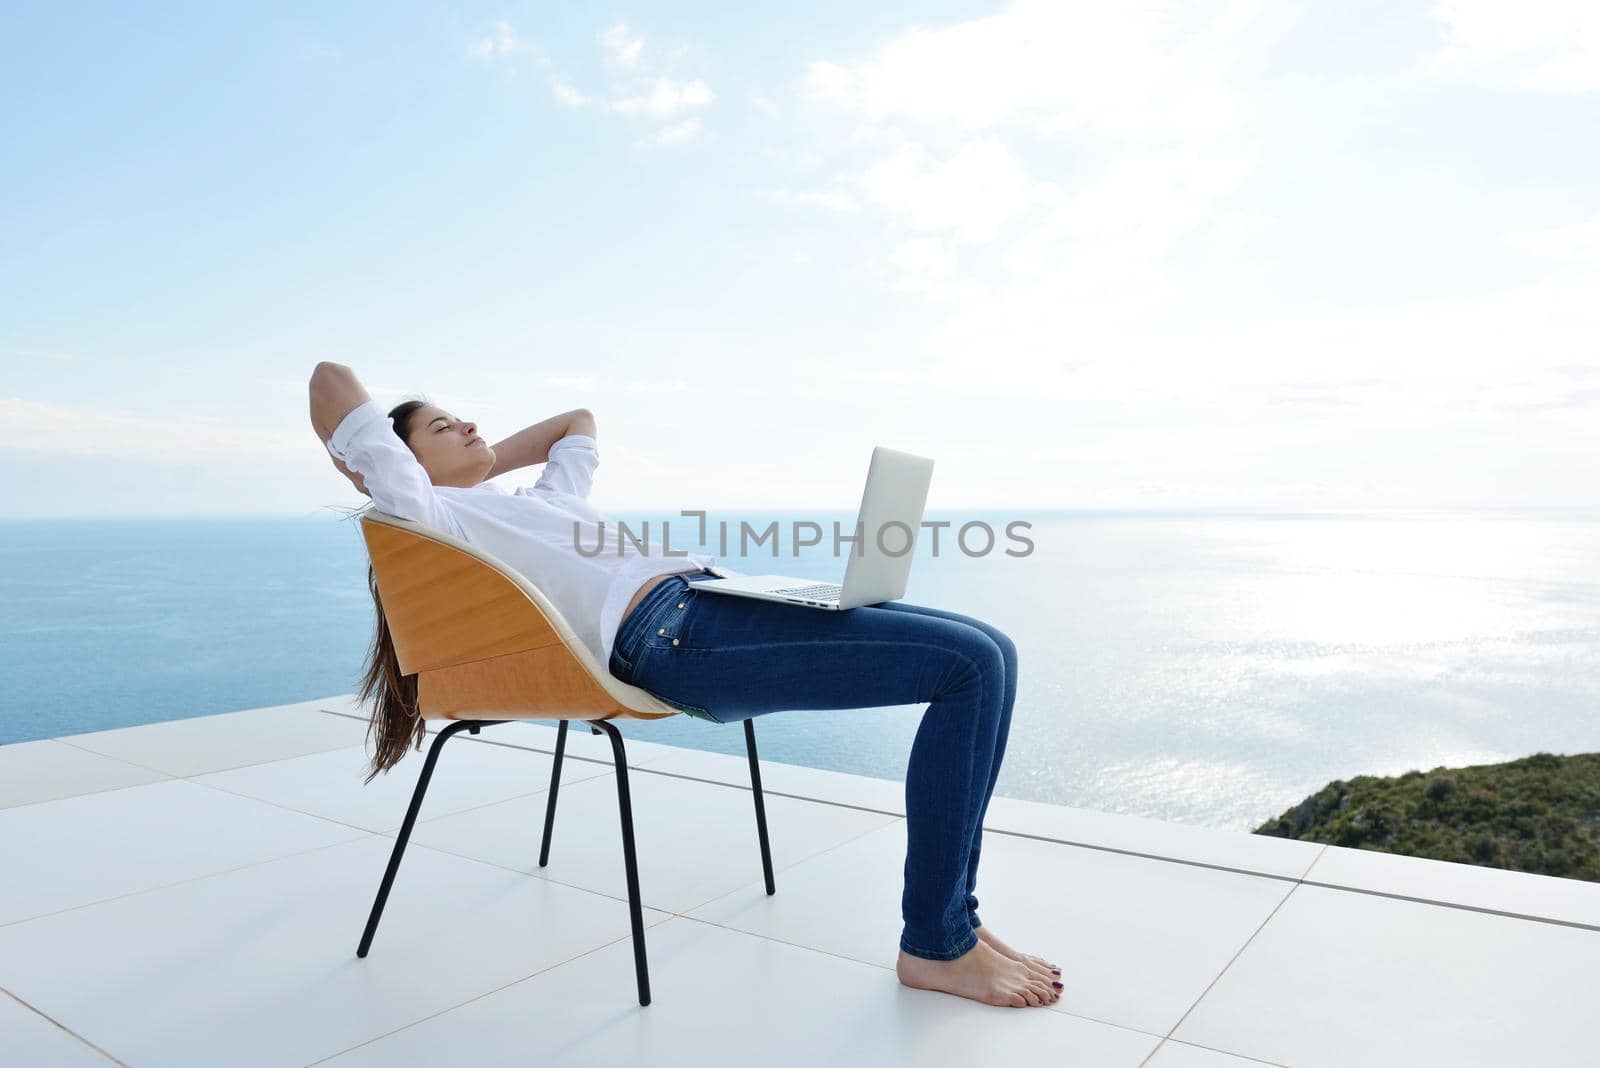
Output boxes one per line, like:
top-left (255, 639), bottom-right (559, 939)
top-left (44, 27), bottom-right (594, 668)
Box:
top-left (358, 508), bottom-right (680, 723)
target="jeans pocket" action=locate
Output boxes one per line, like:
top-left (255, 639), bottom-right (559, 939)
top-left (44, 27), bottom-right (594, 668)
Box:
top-left (641, 583), bottom-right (703, 651)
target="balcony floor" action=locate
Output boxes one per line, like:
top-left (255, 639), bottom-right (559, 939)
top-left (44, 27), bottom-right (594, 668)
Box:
top-left (1, 696), bottom-right (1595, 1067)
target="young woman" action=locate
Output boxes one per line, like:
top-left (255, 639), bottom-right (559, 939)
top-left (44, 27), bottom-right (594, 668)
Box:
top-left (309, 361), bottom-right (1062, 1009)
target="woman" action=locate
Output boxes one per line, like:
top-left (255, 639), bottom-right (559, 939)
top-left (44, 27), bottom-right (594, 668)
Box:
top-left (309, 361), bottom-right (1062, 1009)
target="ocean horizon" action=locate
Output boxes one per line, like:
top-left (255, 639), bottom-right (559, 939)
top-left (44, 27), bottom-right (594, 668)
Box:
top-left (4, 508), bottom-right (1597, 833)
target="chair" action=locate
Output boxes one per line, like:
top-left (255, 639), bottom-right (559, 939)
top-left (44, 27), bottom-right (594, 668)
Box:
top-left (351, 508), bottom-right (777, 1007)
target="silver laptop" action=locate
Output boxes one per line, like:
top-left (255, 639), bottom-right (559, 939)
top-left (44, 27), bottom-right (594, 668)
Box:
top-left (693, 445), bottom-right (934, 610)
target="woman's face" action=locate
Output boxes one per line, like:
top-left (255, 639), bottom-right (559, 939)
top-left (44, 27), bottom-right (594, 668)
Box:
top-left (406, 404), bottom-right (496, 487)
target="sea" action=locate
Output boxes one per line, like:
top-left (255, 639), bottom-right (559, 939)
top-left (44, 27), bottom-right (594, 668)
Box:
top-left (3, 509), bottom-right (1597, 833)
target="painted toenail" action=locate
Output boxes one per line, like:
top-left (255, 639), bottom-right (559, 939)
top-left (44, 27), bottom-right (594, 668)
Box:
top-left (1051, 981), bottom-right (1062, 988)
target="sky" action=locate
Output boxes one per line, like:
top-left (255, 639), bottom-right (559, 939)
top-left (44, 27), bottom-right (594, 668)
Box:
top-left (1, 0), bottom-right (1597, 518)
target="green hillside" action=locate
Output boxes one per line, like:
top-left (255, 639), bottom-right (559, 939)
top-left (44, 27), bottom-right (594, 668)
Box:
top-left (1254, 751), bottom-right (1600, 883)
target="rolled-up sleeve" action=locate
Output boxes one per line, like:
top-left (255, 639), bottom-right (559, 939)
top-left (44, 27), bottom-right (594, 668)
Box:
top-left (326, 400), bottom-right (462, 536)
top-left (524, 434), bottom-right (598, 500)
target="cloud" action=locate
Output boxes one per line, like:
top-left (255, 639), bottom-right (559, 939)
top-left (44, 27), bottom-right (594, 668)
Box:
top-left (804, 1), bottom-right (1262, 294)
top-left (791, 0), bottom-right (1600, 449)
top-left (635, 118), bottom-right (703, 148)
top-left (546, 71), bottom-right (591, 109)
top-left (592, 23), bottom-right (713, 141)
top-left (604, 76), bottom-right (714, 119)
top-left (469, 20), bottom-right (530, 58)
top-left (1431, 0), bottom-right (1600, 92)
top-left (600, 21), bottom-right (645, 69)
top-left (469, 20), bottom-right (590, 108)
top-left (805, 0), bottom-right (1250, 140)
top-left (471, 20), bottom-right (711, 142)
top-left (860, 138), bottom-right (1060, 244)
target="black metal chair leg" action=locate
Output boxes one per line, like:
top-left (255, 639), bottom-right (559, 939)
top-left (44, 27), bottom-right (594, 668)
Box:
top-left (357, 718), bottom-right (506, 957)
top-left (538, 719), bottom-right (569, 867)
top-left (744, 718), bottom-right (777, 895)
top-left (589, 718), bottom-right (652, 1007)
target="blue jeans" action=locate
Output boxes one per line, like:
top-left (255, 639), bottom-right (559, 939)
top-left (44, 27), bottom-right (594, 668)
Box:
top-left (608, 569), bottom-right (1018, 962)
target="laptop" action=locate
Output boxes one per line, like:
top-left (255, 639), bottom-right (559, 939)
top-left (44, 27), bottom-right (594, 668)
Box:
top-left (692, 445), bottom-right (935, 610)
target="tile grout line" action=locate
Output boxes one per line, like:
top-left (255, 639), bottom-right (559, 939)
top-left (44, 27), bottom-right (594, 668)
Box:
top-left (182, 769), bottom-right (606, 840)
top-left (0, 835), bottom-right (371, 932)
top-left (303, 915), bottom-right (711, 1066)
top-left (0, 982), bottom-right (131, 1067)
top-left (1135, 849), bottom-right (1326, 1068)
top-left (1141, 1034), bottom-right (1290, 1068)
top-left (37, 737), bottom-right (183, 779)
top-left (52, 733), bottom-right (364, 781)
top-left (1295, 877), bottom-right (1600, 934)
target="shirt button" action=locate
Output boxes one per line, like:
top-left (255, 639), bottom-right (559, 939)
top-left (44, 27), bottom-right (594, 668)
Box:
top-left (677, 602), bottom-right (686, 609)
top-left (672, 638), bottom-right (680, 646)
top-left (657, 628), bottom-right (666, 635)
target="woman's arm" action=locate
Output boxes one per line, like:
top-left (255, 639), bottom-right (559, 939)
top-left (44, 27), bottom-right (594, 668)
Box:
top-left (484, 408), bottom-right (597, 481)
top-left (309, 362), bottom-right (460, 533)
top-left (309, 362), bottom-right (374, 497)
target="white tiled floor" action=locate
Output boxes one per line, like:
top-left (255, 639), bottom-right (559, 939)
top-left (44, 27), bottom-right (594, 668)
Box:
top-left (317, 916), bottom-right (1163, 1068)
top-left (1170, 882), bottom-right (1600, 1067)
top-left (687, 818), bottom-right (1296, 1037)
top-left (56, 696), bottom-right (374, 776)
top-left (408, 761), bottom-right (899, 914)
top-left (0, 693), bottom-right (1594, 1068)
top-left (0, 778), bottom-right (368, 926)
top-left (192, 730), bottom-right (615, 834)
top-left (1303, 839), bottom-right (1600, 927)
top-left (0, 737), bottom-right (169, 810)
top-left (0, 989), bottom-right (115, 1067)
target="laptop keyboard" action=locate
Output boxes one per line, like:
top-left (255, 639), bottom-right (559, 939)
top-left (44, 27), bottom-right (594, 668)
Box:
top-left (773, 582), bottom-right (843, 600)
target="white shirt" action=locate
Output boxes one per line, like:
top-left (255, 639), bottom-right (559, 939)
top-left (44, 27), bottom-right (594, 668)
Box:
top-left (325, 399), bottom-right (715, 666)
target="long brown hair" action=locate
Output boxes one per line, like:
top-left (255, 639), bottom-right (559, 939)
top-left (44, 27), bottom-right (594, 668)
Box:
top-left (337, 398), bottom-right (432, 785)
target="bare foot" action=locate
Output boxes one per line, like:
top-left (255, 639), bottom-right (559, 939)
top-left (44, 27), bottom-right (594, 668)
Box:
top-left (896, 938), bottom-right (1062, 1007)
top-left (973, 924), bottom-right (1061, 983)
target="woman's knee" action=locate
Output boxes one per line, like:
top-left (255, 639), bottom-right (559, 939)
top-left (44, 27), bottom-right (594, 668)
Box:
top-left (953, 615), bottom-right (1016, 676)
top-left (937, 624), bottom-right (1007, 696)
